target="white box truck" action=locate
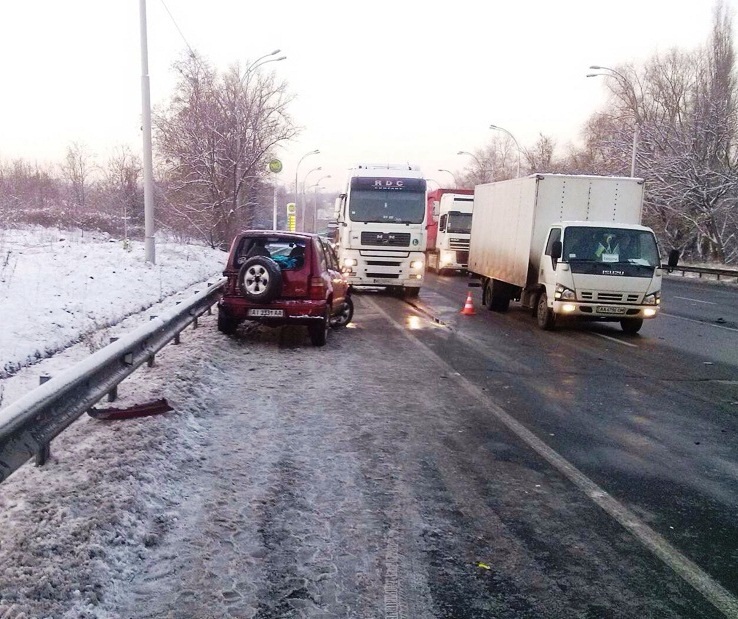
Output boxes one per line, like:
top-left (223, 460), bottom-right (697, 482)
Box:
top-left (468, 174), bottom-right (665, 333)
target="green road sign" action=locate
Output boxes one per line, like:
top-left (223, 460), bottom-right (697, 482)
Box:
top-left (268, 159), bottom-right (283, 174)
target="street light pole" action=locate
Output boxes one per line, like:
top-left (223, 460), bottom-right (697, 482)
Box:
top-left (312, 175), bottom-right (331, 233)
top-left (457, 150), bottom-right (489, 183)
top-left (588, 65), bottom-right (639, 177)
top-left (139, 0), bottom-right (155, 264)
top-left (437, 168), bottom-right (459, 186)
top-left (489, 124), bottom-right (521, 178)
top-left (295, 150), bottom-right (319, 232)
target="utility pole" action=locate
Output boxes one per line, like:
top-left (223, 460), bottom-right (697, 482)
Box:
top-left (139, 0), bottom-right (155, 264)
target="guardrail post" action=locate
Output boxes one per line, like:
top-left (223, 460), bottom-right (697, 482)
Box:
top-left (107, 337), bottom-right (119, 401)
top-left (35, 374), bottom-right (52, 466)
top-left (148, 317), bottom-right (157, 366)
top-left (174, 332), bottom-right (181, 345)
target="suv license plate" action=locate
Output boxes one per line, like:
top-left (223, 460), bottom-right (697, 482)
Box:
top-left (596, 305), bottom-right (627, 315)
top-left (247, 309), bottom-right (284, 317)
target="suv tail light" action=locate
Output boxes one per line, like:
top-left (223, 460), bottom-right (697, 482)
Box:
top-left (308, 276), bottom-right (326, 299)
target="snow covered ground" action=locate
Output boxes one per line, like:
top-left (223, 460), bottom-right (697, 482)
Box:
top-left (0, 227), bottom-right (226, 618)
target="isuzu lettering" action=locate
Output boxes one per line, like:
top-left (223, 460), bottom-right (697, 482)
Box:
top-left (335, 164), bottom-right (427, 297)
top-left (468, 174), bottom-right (666, 333)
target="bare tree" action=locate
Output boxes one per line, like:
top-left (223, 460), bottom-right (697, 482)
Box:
top-left (60, 142), bottom-right (92, 213)
top-left (155, 51), bottom-right (298, 248)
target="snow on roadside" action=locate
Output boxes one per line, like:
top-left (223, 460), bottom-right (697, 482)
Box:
top-left (0, 227), bottom-right (225, 379)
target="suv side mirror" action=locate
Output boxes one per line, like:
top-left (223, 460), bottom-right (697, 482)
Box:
top-left (667, 249), bottom-right (680, 268)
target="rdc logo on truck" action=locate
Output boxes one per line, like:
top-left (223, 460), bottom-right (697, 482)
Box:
top-left (373, 179), bottom-right (405, 189)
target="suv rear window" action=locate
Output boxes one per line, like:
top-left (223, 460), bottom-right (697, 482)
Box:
top-left (234, 237), bottom-right (306, 270)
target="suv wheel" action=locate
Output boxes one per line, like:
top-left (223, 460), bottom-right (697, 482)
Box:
top-left (217, 307), bottom-right (238, 335)
top-left (308, 306), bottom-right (330, 346)
top-left (238, 256), bottom-right (283, 303)
top-left (331, 296), bottom-right (354, 328)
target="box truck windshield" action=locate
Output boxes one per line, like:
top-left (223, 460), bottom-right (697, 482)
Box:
top-left (563, 226), bottom-right (660, 268)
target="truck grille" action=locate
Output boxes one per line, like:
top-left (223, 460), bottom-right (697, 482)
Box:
top-left (361, 232), bottom-right (411, 247)
top-left (580, 291), bottom-right (640, 303)
top-left (449, 239), bottom-right (470, 250)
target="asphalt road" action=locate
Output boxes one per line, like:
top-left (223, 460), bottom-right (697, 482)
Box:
top-left (116, 273), bottom-right (737, 618)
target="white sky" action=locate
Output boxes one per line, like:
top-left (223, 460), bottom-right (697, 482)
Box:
top-left (0, 1), bottom-right (734, 194)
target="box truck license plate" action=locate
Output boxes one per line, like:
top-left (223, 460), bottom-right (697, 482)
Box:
top-left (596, 306), bottom-right (627, 315)
top-left (247, 309), bottom-right (284, 317)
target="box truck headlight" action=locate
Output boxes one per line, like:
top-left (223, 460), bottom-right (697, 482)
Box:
top-left (343, 257), bottom-right (357, 268)
top-left (554, 284), bottom-right (576, 301)
top-left (644, 308), bottom-right (657, 317)
top-left (643, 291), bottom-right (661, 305)
top-left (561, 304), bottom-right (577, 313)
top-left (410, 260), bottom-right (424, 270)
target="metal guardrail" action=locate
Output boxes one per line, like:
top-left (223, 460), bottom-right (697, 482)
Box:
top-left (663, 264), bottom-right (738, 282)
top-left (0, 279), bottom-right (226, 484)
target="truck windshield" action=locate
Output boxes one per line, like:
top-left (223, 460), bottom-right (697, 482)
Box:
top-left (348, 190), bottom-right (425, 224)
top-left (447, 211), bottom-right (472, 234)
top-left (563, 227), bottom-right (660, 267)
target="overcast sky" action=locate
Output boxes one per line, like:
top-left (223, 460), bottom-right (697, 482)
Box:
top-left (1, 1), bottom-right (734, 194)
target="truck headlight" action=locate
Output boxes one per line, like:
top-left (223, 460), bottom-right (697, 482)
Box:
top-left (554, 284), bottom-right (576, 301)
top-left (343, 257), bottom-right (357, 268)
top-left (643, 291), bottom-right (661, 305)
top-left (410, 260), bottom-right (424, 270)
top-left (440, 251), bottom-right (455, 266)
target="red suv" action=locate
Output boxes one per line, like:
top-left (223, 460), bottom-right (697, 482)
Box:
top-left (217, 231), bottom-right (353, 346)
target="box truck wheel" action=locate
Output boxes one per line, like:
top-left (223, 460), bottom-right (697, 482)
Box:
top-left (483, 279), bottom-right (511, 312)
top-left (620, 318), bottom-right (643, 334)
top-left (536, 292), bottom-right (556, 330)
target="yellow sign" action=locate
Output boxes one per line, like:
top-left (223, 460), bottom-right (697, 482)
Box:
top-left (268, 159), bottom-right (283, 174)
top-left (286, 202), bottom-right (296, 215)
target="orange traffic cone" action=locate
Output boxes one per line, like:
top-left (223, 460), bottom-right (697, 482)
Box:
top-left (460, 290), bottom-right (476, 315)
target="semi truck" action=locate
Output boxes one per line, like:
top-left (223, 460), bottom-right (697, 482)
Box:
top-left (425, 188), bottom-right (474, 274)
top-left (468, 174), bottom-right (665, 333)
top-left (335, 163), bottom-right (427, 296)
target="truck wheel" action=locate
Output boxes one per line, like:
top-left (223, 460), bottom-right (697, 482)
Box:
top-left (536, 292), bottom-right (556, 330)
top-left (620, 318), bottom-right (643, 334)
top-left (484, 279), bottom-right (510, 312)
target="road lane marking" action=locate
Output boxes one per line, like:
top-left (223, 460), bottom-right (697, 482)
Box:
top-left (593, 333), bottom-right (639, 347)
top-left (368, 297), bottom-right (738, 618)
top-left (661, 312), bottom-right (738, 333)
top-left (674, 296), bottom-right (717, 305)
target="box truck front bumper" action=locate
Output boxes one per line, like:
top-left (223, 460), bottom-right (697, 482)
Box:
top-left (553, 300), bottom-right (660, 320)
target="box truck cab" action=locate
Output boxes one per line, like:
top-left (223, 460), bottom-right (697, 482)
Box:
top-left (335, 164), bottom-right (427, 297)
top-left (425, 188), bottom-right (474, 273)
top-left (468, 174), bottom-right (664, 333)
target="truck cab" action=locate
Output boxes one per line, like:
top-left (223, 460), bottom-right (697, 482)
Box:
top-left (426, 189), bottom-right (474, 274)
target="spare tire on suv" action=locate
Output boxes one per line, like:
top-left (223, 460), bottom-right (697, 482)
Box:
top-left (238, 256), bottom-right (283, 303)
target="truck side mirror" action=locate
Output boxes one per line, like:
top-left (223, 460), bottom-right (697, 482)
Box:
top-left (667, 249), bottom-right (680, 268)
top-left (551, 240), bottom-right (562, 262)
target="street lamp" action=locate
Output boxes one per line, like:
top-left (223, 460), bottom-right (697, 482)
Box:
top-left (295, 149), bottom-right (320, 231)
top-left (489, 124), bottom-right (521, 177)
top-left (311, 175), bottom-right (332, 233)
top-left (587, 65), bottom-right (639, 177)
top-left (457, 150), bottom-right (483, 170)
top-left (437, 168), bottom-right (459, 186)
